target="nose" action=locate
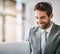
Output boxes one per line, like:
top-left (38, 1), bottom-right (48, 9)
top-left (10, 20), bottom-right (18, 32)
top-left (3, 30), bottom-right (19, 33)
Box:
top-left (37, 18), bottom-right (42, 24)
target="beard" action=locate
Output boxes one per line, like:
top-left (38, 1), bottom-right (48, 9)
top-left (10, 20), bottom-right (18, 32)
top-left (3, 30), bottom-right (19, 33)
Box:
top-left (37, 19), bottom-right (51, 29)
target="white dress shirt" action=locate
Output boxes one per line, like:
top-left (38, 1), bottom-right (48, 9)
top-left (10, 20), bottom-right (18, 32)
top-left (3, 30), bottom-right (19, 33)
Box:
top-left (40, 22), bottom-right (53, 54)
top-left (40, 22), bottom-right (53, 39)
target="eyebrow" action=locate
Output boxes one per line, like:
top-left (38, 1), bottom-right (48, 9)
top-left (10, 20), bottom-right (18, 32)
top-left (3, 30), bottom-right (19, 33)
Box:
top-left (40, 16), bottom-right (45, 18)
top-left (35, 16), bottom-right (45, 19)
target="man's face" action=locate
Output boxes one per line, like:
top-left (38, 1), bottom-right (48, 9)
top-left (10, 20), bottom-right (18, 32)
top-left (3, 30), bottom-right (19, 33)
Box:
top-left (35, 10), bottom-right (52, 29)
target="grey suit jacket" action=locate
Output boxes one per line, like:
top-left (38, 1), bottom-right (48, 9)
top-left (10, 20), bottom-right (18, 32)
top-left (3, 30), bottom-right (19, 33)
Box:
top-left (28, 22), bottom-right (60, 54)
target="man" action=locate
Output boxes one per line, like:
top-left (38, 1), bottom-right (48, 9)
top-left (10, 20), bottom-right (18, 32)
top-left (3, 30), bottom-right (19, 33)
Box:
top-left (27, 2), bottom-right (60, 54)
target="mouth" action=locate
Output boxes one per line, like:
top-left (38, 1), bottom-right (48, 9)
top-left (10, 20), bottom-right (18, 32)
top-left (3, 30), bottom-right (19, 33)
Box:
top-left (39, 22), bottom-right (45, 25)
top-left (38, 23), bottom-right (46, 29)
top-left (39, 23), bottom-right (45, 27)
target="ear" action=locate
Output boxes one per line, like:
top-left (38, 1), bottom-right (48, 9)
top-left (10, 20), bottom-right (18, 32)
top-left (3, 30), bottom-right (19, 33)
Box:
top-left (50, 13), bottom-right (53, 19)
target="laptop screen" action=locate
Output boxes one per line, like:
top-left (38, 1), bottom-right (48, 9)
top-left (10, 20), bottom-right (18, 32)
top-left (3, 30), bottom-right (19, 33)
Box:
top-left (0, 41), bottom-right (30, 54)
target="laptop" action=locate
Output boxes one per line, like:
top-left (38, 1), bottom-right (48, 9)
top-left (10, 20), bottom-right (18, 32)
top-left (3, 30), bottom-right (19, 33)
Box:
top-left (0, 41), bottom-right (30, 54)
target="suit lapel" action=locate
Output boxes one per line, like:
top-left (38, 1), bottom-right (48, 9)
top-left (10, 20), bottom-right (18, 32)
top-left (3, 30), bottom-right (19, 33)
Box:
top-left (45, 23), bottom-right (58, 52)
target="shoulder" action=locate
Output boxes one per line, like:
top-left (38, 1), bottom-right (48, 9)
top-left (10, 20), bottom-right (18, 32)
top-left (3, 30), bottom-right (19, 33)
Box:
top-left (29, 26), bottom-right (40, 35)
top-left (55, 24), bottom-right (60, 30)
top-left (53, 22), bottom-right (60, 30)
top-left (30, 26), bottom-right (39, 32)
top-left (54, 24), bottom-right (60, 35)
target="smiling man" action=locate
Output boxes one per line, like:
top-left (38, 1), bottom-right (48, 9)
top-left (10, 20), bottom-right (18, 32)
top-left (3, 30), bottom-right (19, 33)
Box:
top-left (27, 2), bottom-right (60, 54)
top-left (35, 10), bottom-right (52, 30)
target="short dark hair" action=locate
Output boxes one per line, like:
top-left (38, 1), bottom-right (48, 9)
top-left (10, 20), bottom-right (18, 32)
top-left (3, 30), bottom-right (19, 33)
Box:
top-left (34, 2), bottom-right (53, 17)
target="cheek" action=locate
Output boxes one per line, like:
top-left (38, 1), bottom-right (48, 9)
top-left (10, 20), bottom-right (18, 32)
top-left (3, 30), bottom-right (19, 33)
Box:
top-left (43, 18), bottom-right (49, 22)
top-left (40, 20), bottom-right (47, 23)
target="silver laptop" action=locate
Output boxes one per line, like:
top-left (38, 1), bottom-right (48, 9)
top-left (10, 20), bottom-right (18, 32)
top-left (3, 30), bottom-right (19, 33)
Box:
top-left (0, 41), bottom-right (30, 54)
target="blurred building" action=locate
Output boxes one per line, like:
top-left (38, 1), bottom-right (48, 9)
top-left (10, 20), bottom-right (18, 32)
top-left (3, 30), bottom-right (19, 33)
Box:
top-left (0, 0), bottom-right (60, 42)
top-left (0, 0), bottom-right (16, 42)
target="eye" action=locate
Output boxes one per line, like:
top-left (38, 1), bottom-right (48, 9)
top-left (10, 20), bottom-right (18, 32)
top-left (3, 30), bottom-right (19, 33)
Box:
top-left (40, 16), bottom-right (45, 19)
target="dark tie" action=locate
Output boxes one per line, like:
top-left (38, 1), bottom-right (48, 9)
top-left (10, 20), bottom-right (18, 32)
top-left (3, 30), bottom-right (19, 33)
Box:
top-left (41, 31), bottom-right (47, 54)
top-left (45, 31), bottom-right (47, 43)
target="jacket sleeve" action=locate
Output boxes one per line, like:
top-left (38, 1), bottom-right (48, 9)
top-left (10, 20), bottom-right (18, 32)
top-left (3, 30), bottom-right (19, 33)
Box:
top-left (26, 28), bottom-right (33, 54)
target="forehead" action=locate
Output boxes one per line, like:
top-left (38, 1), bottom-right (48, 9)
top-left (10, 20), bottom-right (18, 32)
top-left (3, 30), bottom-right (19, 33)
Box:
top-left (34, 10), bottom-right (47, 17)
